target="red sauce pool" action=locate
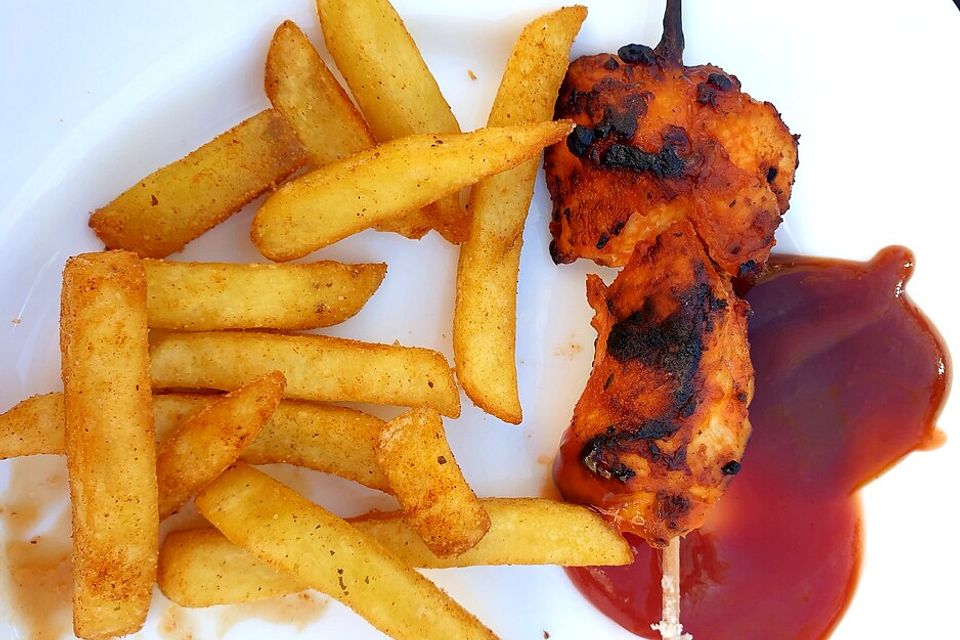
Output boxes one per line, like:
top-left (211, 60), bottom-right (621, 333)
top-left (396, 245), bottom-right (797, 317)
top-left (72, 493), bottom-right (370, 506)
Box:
top-left (562, 247), bottom-right (950, 639)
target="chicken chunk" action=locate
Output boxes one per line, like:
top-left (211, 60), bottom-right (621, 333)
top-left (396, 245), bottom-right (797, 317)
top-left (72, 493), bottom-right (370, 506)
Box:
top-left (553, 222), bottom-right (753, 546)
top-left (543, 3), bottom-right (798, 277)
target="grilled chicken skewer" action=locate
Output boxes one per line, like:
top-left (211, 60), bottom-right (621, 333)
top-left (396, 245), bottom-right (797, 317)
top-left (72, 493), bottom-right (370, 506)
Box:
top-left (544, 0), bottom-right (798, 278)
top-left (548, 1), bottom-right (796, 637)
top-left (554, 221), bottom-right (753, 546)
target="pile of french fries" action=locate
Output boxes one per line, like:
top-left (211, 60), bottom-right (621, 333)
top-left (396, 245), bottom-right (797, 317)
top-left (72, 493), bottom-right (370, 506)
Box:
top-left (0, 2), bottom-right (632, 639)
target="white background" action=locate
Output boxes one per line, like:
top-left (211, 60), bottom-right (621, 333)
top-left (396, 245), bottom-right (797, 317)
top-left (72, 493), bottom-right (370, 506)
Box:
top-left (1, 1), bottom-right (958, 638)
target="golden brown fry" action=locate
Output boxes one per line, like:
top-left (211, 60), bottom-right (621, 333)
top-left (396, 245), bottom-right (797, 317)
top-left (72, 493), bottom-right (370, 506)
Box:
top-left (265, 20), bottom-right (376, 167)
top-left (59, 251), bottom-right (157, 639)
top-left (150, 330), bottom-right (460, 417)
top-left (375, 408), bottom-right (489, 557)
top-left (0, 392), bottom-right (65, 458)
top-left (315, 0), bottom-right (456, 146)
top-left (156, 498), bottom-right (631, 604)
top-left (0, 393), bottom-right (390, 492)
top-left (315, 0), bottom-right (466, 242)
top-left (195, 464), bottom-right (497, 640)
top-left (352, 498), bottom-right (632, 567)
top-left (90, 110), bottom-right (308, 258)
top-left (455, 6), bottom-right (586, 424)
top-left (238, 399), bottom-right (388, 492)
top-left (159, 528), bottom-right (307, 607)
top-left (263, 19), bottom-right (442, 241)
top-left (156, 396), bottom-right (389, 491)
top-left (156, 372), bottom-right (285, 518)
top-left (252, 121), bottom-right (572, 262)
top-left (143, 259), bottom-right (385, 331)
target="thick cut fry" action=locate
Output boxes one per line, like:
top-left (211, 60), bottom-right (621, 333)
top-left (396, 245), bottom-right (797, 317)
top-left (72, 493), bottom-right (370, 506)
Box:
top-left (144, 259), bottom-right (385, 331)
top-left (150, 330), bottom-right (460, 417)
top-left (455, 7), bottom-right (586, 424)
top-left (315, 0), bottom-right (466, 242)
top-left (157, 498), bottom-right (631, 605)
top-left (90, 110), bottom-right (308, 258)
top-left (0, 393), bottom-right (390, 492)
top-left (159, 528), bottom-right (309, 606)
top-left (195, 464), bottom-right (497, 640)
top-left (252, 121), bottom-right (572, 261)
top-left (376, 408), bottom-right (489, 557)
top-left (59, 251), bottom-right (158, 639)
top-left (156, 372), bottom-right (285, 518)
top-left (265, 20), bottom-right (375, 167)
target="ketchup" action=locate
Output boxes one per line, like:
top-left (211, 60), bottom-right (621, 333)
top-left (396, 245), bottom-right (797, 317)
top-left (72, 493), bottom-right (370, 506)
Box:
top-left (561, 247), bottom-right (950, 639)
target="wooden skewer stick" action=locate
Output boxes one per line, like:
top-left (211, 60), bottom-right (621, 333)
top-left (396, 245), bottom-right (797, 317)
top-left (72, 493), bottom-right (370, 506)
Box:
top-left (652, 536), bottom-right (692, 640)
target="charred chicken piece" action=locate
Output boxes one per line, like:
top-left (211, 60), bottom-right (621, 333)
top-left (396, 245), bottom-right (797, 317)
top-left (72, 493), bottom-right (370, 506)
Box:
top-left (544, 0), bottom-right (798, 277)
top-left (553, 222), bottom-right (753, 546)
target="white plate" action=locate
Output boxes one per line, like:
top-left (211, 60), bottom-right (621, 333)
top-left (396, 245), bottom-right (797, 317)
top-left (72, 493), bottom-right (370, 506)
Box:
top-left (1, 1), bottom-right (958, 638)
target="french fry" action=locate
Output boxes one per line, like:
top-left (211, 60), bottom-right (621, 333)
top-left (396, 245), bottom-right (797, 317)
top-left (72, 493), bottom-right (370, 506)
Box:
top-left (195, 464), bottom-right (498, 640)
top-left (315, 0), bottom-right (466, 242)
top-left (238, 399), bottom-right (389, 492)
top-left (144, 259), bottom-right (385, 331)
top-left (263, 19), bottom-right (440, 241)
top-left (376, 408), bottom-right (489, 557)
top-left (0, 392), bottom-right (65, 458)
top-left (90, 110), bottom-right (308, 258)
top-left (157, 498), bottom-right (632, 605)
top-left (154, 396), bottom-right (389, 490)
top-left (0, 393), bottom-right (390, 492)
top-left (351, 498), bottom-right (632, 568)
top-left (455, 7), bottom-right (586, 424)
top-left (59, 251), bottom-right (157, 639)
top-left (150, 330), bottom-right (460, 417)
top-left (252, 121), bottom-right (572, 262)
top-left (265, 20), bottom-right (376, 167)
top-left (159, 528), bottom-right (309, 607)
top-left (156, 372), bottom-right (285, 518)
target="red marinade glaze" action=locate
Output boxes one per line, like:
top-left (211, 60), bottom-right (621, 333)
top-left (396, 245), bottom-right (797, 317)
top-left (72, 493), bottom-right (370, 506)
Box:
top-left (562, 247), bottom-right (951, 640)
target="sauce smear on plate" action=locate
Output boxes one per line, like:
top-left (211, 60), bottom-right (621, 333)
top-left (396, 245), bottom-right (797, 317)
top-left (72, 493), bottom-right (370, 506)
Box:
top-left (560, 247), bottom-right (950, 639)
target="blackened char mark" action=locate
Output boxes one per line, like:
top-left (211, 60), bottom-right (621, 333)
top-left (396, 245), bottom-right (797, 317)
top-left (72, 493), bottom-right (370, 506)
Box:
top-left (559, 87), bottom-right (602, 120)
top-left (594, 105), bottom-right (641, 140)
top-left (566, 125), bottom-right (594, 157)
top-left (607, 274), bottom-right (728, 415)
top-left (657, 490), bottom-right (691, 532)
top-left (580, 419), bottom-right (683, 482)
top-left (617, 43), bottom-right (657, 65)
top-left (601, 143), bottom-right (684, 178)
top-left (581, 430), bottom-right (636, 482)
top-left (662, 444), bottom-right (688, 471)
top-left (721, 460), bottom-right (742, 475)
top-left (696, 73), bottom-right (736, 106)
top-left (548, 239), bottom-right (573, 265)
top-left (707, 73), bottom-right (735, 91)
top-left (606, 282), bottom-right (717, 373)
top-left (737, 260), bottom-right (759, 278)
